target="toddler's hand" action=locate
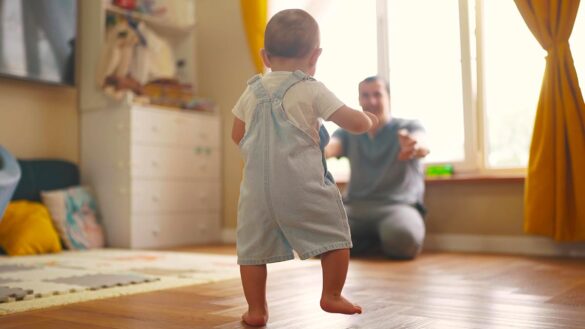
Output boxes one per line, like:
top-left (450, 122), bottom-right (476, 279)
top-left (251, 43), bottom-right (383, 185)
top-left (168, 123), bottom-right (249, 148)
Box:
top-left (364, 112), bottom-right (379, 132)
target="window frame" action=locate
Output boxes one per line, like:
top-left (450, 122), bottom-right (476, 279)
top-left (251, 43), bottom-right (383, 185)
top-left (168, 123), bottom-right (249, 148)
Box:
top-left (377, 0), bottom-right (530, 175)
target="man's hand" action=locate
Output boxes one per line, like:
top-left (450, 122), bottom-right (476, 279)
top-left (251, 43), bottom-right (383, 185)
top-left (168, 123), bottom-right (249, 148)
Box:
top-left (397, 129), bottom-right (429, 161)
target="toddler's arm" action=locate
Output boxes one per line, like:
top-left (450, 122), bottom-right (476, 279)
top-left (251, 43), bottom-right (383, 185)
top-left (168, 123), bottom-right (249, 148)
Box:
top-left (328, 106), bottom-right (378, 134)
top-left (232, 117), bottom-right (246, 144)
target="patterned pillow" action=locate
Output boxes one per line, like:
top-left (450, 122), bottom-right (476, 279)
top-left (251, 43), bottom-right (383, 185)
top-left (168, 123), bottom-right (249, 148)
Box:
top-left (41, 186), bottom-right (105, 249)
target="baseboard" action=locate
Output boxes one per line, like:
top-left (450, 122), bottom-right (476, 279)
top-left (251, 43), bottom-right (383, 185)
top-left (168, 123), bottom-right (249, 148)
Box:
top-left (221, 229), bottom-right (236, 244)
top-left (424, 233), bottom-right (585, 257)
top-left (222, 229), bottom-right (585, 257)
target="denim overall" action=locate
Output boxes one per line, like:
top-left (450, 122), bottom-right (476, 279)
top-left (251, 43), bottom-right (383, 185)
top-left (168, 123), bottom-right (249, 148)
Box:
top-left (236, 70), bottom-right (352, 265)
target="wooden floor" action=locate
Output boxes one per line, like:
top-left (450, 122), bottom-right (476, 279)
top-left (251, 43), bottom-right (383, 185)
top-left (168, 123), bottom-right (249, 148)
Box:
top-left (1, 245), bottom-right (584, 329)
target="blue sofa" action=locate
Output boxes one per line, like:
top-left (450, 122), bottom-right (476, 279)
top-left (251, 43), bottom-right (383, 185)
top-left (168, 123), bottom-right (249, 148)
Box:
top-left (0, 145), bottom-right (79, 221)
top-left (12, 159), bottom-right (79, 202)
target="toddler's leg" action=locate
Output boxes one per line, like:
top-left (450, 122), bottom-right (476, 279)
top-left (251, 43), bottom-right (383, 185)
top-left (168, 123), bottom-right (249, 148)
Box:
top-left (240, 265), bottom-right (269, 326)
top-left (320, 248), bottom-right (362, 314)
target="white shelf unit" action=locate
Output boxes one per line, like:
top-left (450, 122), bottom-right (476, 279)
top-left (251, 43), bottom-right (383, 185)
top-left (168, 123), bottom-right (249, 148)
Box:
top-left (79, 1), bottom-right (221, 248)
top-left (81, 104), bottom-right (221, 248)
top-left (79, 0), bottom-right (198, 111)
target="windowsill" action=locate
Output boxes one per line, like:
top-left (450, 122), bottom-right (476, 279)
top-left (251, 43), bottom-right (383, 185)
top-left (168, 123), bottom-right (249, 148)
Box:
top-left (334, 173), bottom-right (525, 187)
top-left (424, 173), bottom-right (525, 185)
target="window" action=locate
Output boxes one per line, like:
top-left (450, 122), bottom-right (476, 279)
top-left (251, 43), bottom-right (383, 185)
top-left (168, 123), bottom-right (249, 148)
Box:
top-left (383, 0), bottom-right (545, 172)
top-left (268, 0), bottom-right (377, 178)
top-left (572, 2), bottom-right (585, 93)
top-left (268, 0), bottom-right (377, 119)
top-left (480, 0), bottom-right (545, 169)
top-left (384, 0), bottom-right (465, 164)
top-left (269, 0), bottom-right (585, 174)
top-left (384, 0), bottom-right (583, 172)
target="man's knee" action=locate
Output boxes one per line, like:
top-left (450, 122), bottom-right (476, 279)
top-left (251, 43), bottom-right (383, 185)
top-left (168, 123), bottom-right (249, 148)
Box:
top-left (378, 221), bottom-right (424, 260)
top-left (379, 230), bottom-right (421, 259)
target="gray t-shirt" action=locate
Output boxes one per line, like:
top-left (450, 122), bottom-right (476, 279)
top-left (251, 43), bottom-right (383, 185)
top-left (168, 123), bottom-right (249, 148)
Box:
top-left (333, 118), bottom-right (425, 208)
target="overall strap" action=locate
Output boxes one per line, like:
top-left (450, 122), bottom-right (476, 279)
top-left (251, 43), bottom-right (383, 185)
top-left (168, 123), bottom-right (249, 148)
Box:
top-left (246, 74), bottom-right (270, 102)
top-left (272, 70), bottom-right (313, 100)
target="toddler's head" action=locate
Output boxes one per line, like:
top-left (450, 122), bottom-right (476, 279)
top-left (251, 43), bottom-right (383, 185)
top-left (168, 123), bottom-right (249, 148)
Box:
top-left (264, 9), bottom-right (320, 60)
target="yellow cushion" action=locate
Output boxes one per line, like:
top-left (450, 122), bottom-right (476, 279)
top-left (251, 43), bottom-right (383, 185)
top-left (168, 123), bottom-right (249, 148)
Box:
top-left (0, 201), bottom-right (62, 256)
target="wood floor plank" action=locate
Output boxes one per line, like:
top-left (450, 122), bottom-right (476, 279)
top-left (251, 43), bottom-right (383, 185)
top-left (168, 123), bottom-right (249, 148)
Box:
top-left (0, 316), bottom-right (50, 329)
top-left (0, 246), bottom-right (584, 328)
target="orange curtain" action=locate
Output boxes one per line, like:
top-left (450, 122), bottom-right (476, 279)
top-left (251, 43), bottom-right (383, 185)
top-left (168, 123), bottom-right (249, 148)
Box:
top-left (514, 0), bottom-right (585, 241)
top-left (240, 0), bottom-right (268, 74)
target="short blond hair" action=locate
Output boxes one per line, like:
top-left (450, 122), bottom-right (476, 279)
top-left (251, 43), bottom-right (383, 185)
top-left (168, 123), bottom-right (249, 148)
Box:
top-left (264, 9), bottom-right (319, 58)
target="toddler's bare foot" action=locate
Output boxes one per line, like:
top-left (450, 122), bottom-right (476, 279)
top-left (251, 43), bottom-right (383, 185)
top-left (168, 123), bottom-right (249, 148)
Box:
top-left (242, 310), bottom-right (268, 327)
top-left (320, 295), bottom-right (362, 314)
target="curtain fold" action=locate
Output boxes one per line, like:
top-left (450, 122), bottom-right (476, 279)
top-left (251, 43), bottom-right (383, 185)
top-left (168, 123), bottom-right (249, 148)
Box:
top-left (240, 0), bottom-right (268, 74)
top-left (514, 0), bottom-right (585, 241)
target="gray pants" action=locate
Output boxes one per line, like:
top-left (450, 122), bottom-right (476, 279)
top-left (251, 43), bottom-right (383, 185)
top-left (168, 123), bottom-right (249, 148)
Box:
top-left (345, 203), bottom-right (425, 260)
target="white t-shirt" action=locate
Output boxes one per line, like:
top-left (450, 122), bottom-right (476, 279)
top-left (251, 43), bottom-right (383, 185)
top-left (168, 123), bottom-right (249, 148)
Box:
top-left (232, 71), bottom-right (344, 144)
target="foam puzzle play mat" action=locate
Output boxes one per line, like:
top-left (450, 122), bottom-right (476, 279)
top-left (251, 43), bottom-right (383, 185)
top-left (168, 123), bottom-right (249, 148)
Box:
top-left (0, 249), bottom-right (309, 315)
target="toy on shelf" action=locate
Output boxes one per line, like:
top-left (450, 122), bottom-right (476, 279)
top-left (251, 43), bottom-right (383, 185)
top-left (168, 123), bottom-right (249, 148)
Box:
top-left (113, 0), bottom-right (137, 10)
top-left (99, 18), bottom-right (145, 98)
top-left (425, 164), bottom-right (454, 178)
top-left (97, 1), bottom-right (206, 111)
top-left (143, 79), bottom-right (215, 112)
top-left (108, 0), bottom-right (194, 31)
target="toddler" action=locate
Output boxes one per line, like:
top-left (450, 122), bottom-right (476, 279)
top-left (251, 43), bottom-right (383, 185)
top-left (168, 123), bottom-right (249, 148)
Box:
top-left (231, 9), bottom-right (378, 326)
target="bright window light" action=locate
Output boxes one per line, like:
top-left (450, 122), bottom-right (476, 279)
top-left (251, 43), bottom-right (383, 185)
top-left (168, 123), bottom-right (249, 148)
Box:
top-left (386, 0), bottom-right (465, 164)
top-left (482, 0), bottom-right (545, 168)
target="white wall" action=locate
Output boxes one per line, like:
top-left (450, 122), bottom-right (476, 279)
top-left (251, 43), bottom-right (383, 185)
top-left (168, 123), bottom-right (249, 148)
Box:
top-left (196, 0), bottom-right (255, 230)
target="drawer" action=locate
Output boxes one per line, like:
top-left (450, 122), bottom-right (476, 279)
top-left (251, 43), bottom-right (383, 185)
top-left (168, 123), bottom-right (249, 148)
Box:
top-left (130, 108), bottom-right (181, 145)
top-left (131, 106), bottom-right (220, 147)
top-left (181, 114), bottom-right (221, 147)
top-left (130, 144), bottom-right (220, 179)
top-left (131, 212), bottom-right (221, 248)
top-left (131, 180), bottom-right (220, 214)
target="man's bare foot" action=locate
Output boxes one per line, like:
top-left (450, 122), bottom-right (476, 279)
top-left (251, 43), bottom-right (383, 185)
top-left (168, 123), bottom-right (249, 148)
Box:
top-left (242, 310), bottom-right (269, 327)
top-left (320, 295), bottom-right (362, 314)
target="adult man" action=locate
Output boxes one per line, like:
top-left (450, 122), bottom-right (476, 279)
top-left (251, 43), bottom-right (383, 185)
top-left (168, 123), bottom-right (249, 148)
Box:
top-left (325, 76), bottom-right (429, 259)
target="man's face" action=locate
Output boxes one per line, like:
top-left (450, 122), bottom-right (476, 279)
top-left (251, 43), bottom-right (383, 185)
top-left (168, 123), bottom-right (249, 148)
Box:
top-left (358, 80), bottom-right (390, 116)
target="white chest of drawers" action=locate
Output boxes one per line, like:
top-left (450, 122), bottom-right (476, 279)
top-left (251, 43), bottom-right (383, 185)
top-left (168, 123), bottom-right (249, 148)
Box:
top-left (81, 104), bottom-right (221, 248)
